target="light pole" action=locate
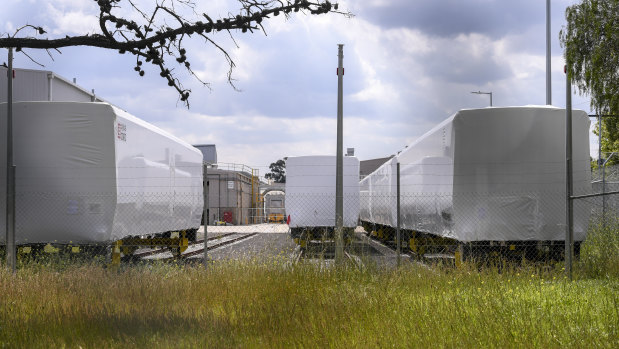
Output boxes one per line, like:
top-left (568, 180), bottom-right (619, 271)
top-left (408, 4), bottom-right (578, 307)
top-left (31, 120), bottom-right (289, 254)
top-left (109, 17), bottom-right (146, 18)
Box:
top-left (471, 91), bottom-right (492, 107)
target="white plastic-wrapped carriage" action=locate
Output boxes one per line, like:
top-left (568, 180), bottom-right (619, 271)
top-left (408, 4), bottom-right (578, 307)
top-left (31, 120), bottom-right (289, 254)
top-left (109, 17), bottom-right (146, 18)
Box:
top-left (360, 106), bottom-right (592, 244)
top-left (0, 101), bottom-right (203, 244)
top-left (285, 155), bottom-right (360, 238)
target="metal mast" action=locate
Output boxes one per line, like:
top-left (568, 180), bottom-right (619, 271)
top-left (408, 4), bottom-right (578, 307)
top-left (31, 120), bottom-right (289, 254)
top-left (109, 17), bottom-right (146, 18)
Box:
top-left (565, 65), bottom-right (574, 281)
top-left (5, 48), bottom-right (16, 272)
top-left (546, 0), bottom-right (552, 105)
top-left (335, 44), bottom-right (344, 263)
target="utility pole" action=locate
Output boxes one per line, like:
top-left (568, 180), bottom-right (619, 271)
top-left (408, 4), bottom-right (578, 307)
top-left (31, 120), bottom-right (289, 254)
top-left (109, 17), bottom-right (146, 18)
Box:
top-left (5, 48), bottom-right (16, 272)
top-left (565, 65), bottom-right (574, 281)
top-left (546, 0), bottom-right (552, 105)
top-left (335, 44), bottom-right (344, 263)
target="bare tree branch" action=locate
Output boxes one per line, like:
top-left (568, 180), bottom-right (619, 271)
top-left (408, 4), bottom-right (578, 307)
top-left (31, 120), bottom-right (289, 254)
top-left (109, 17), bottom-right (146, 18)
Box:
top-left (0, 0), bottom-right (348, 107)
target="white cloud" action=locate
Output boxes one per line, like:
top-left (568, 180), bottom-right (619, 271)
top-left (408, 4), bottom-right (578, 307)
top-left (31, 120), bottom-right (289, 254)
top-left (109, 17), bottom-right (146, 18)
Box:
top-left (1, 0), bottom-right (598, 170)
top-left (192, 38), bottom-right (268, 86)
top-left (45, 2), bottom-right (98, 35)
top-left (350, 58), bottom-right (399, 103)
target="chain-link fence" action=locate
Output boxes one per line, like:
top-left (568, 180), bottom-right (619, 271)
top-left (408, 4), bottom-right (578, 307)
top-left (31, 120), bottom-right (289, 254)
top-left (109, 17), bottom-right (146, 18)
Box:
top-left (590, 163), bottom-right (619, 219)
top-left (1, 161), bottom-right (618, 272)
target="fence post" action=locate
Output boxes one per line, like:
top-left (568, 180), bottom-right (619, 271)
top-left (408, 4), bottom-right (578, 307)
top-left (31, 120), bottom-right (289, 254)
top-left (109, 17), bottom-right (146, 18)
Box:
top-left (565, 65), bottom-right (574, 281)
top-left (603, 158), bottom-right (607, 228)
top-left (203, 163), bottom-right (209, 269)
top-left (396, 162), bottom-right (401, 267)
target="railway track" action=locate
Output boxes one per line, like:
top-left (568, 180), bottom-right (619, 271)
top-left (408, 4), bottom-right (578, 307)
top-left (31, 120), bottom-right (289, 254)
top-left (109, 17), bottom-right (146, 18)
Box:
top-left (291, 236), bottom-right (365, 269)
top-left (127, 232), bottom-right (259, 261)
top-left (169, 233), bottom-right (259, 260)
top-left (130, 233), bottom-right (237, 259)
top-left (361, 231), bottom-right (447, 270)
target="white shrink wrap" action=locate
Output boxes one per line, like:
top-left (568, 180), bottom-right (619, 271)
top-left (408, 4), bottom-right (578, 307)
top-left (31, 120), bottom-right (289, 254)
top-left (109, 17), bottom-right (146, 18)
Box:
top-left (362, 157), bottom-right (397, 228)
top-left (285, 155), bottom-right (360, 229)
top-left (361, 106), bottom-right (592, 242)
top-left (0, 102), bottom-right (203, 244)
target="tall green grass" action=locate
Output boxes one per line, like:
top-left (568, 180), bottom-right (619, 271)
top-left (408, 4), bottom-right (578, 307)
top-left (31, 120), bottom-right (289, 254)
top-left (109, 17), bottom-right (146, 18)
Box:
top-left (578, 214), bottom-right (619, 279)
top-left (1, 259), bottom-right (617, 348)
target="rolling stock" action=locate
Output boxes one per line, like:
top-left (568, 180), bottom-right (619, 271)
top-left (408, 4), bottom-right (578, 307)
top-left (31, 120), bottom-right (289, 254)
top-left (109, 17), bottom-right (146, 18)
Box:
top-left (285, 155), bottom-right (360, 241)
top-left (0, 101), bottom-right (204, 246)
top-left (360, 106), bottom-right (592, 260)
top-left (265, 193), bottom-right (286, 223)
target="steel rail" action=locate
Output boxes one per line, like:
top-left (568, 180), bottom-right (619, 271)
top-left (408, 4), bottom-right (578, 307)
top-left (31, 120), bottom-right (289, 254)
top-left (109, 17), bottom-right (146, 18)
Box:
top-left (170, 233), bottom-right (259, 260)
top-left (131, 232), bottom-right (237, 259)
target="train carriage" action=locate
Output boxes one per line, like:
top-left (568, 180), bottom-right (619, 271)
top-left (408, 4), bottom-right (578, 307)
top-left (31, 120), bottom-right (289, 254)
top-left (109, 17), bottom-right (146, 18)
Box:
top-left (285, 155), bottom-right (360, 242)
top-left (0, 101), bottom-right (204, 247)
top-left (361, 106), bottom-right (592, 260)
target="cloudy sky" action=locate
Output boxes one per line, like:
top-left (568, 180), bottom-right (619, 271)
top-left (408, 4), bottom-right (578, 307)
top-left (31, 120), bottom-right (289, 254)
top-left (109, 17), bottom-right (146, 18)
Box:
top-left (1, 0), bottom-right (597, 177)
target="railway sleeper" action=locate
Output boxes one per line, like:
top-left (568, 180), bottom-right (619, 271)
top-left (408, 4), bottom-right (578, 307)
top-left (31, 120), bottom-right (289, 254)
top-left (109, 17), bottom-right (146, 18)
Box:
top-left (111, 230), bottom-right (191, 265)
top-left (291, 227), bottom-right (355, 254)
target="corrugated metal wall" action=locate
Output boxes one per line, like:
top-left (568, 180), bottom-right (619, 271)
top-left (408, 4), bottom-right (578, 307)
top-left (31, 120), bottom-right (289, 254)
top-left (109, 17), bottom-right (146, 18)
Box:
top-left (0, 68), bottom-right (48, 102)
top-left (0, 68), bottom-right (98, 103)
top-left (205, 169), bottom-right (254, 225)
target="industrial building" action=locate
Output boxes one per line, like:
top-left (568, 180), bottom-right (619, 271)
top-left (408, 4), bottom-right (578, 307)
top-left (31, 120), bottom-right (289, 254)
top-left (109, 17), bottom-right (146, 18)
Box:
top-left (193, 145), bottom-right (264, 225)
top-left (194, 144), bottom-right (217, 164)
top-left (203, 163), bottom-right (262, 225)
top-left (1, 67), bottom-right (105, 103)
top-left (359, 155), bottom-right (394, 180)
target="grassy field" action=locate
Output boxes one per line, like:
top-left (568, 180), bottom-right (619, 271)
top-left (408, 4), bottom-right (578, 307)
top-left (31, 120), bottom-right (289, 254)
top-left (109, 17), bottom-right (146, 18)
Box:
top-left (1, 219), bottom-right (617, 348)
top-left (0, 258), bottom-right (616, 349)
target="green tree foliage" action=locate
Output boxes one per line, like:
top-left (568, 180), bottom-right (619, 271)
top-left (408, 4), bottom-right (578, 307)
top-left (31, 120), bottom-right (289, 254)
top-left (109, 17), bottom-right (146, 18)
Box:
top-left (560, 0), bottom-right (619, 164)
top-left (592, 116), bottom-right (619, 167)
top-left (265, 159), bottom-right (286, 183)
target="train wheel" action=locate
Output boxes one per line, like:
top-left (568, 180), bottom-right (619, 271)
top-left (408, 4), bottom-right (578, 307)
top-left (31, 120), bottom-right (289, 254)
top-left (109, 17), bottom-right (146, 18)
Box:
top-left (170, 247), bottom-right (181, 258)
top-left (523, 243), bottom-right (538, 261)
top-left (186, 229), bottom-right (197, 242)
